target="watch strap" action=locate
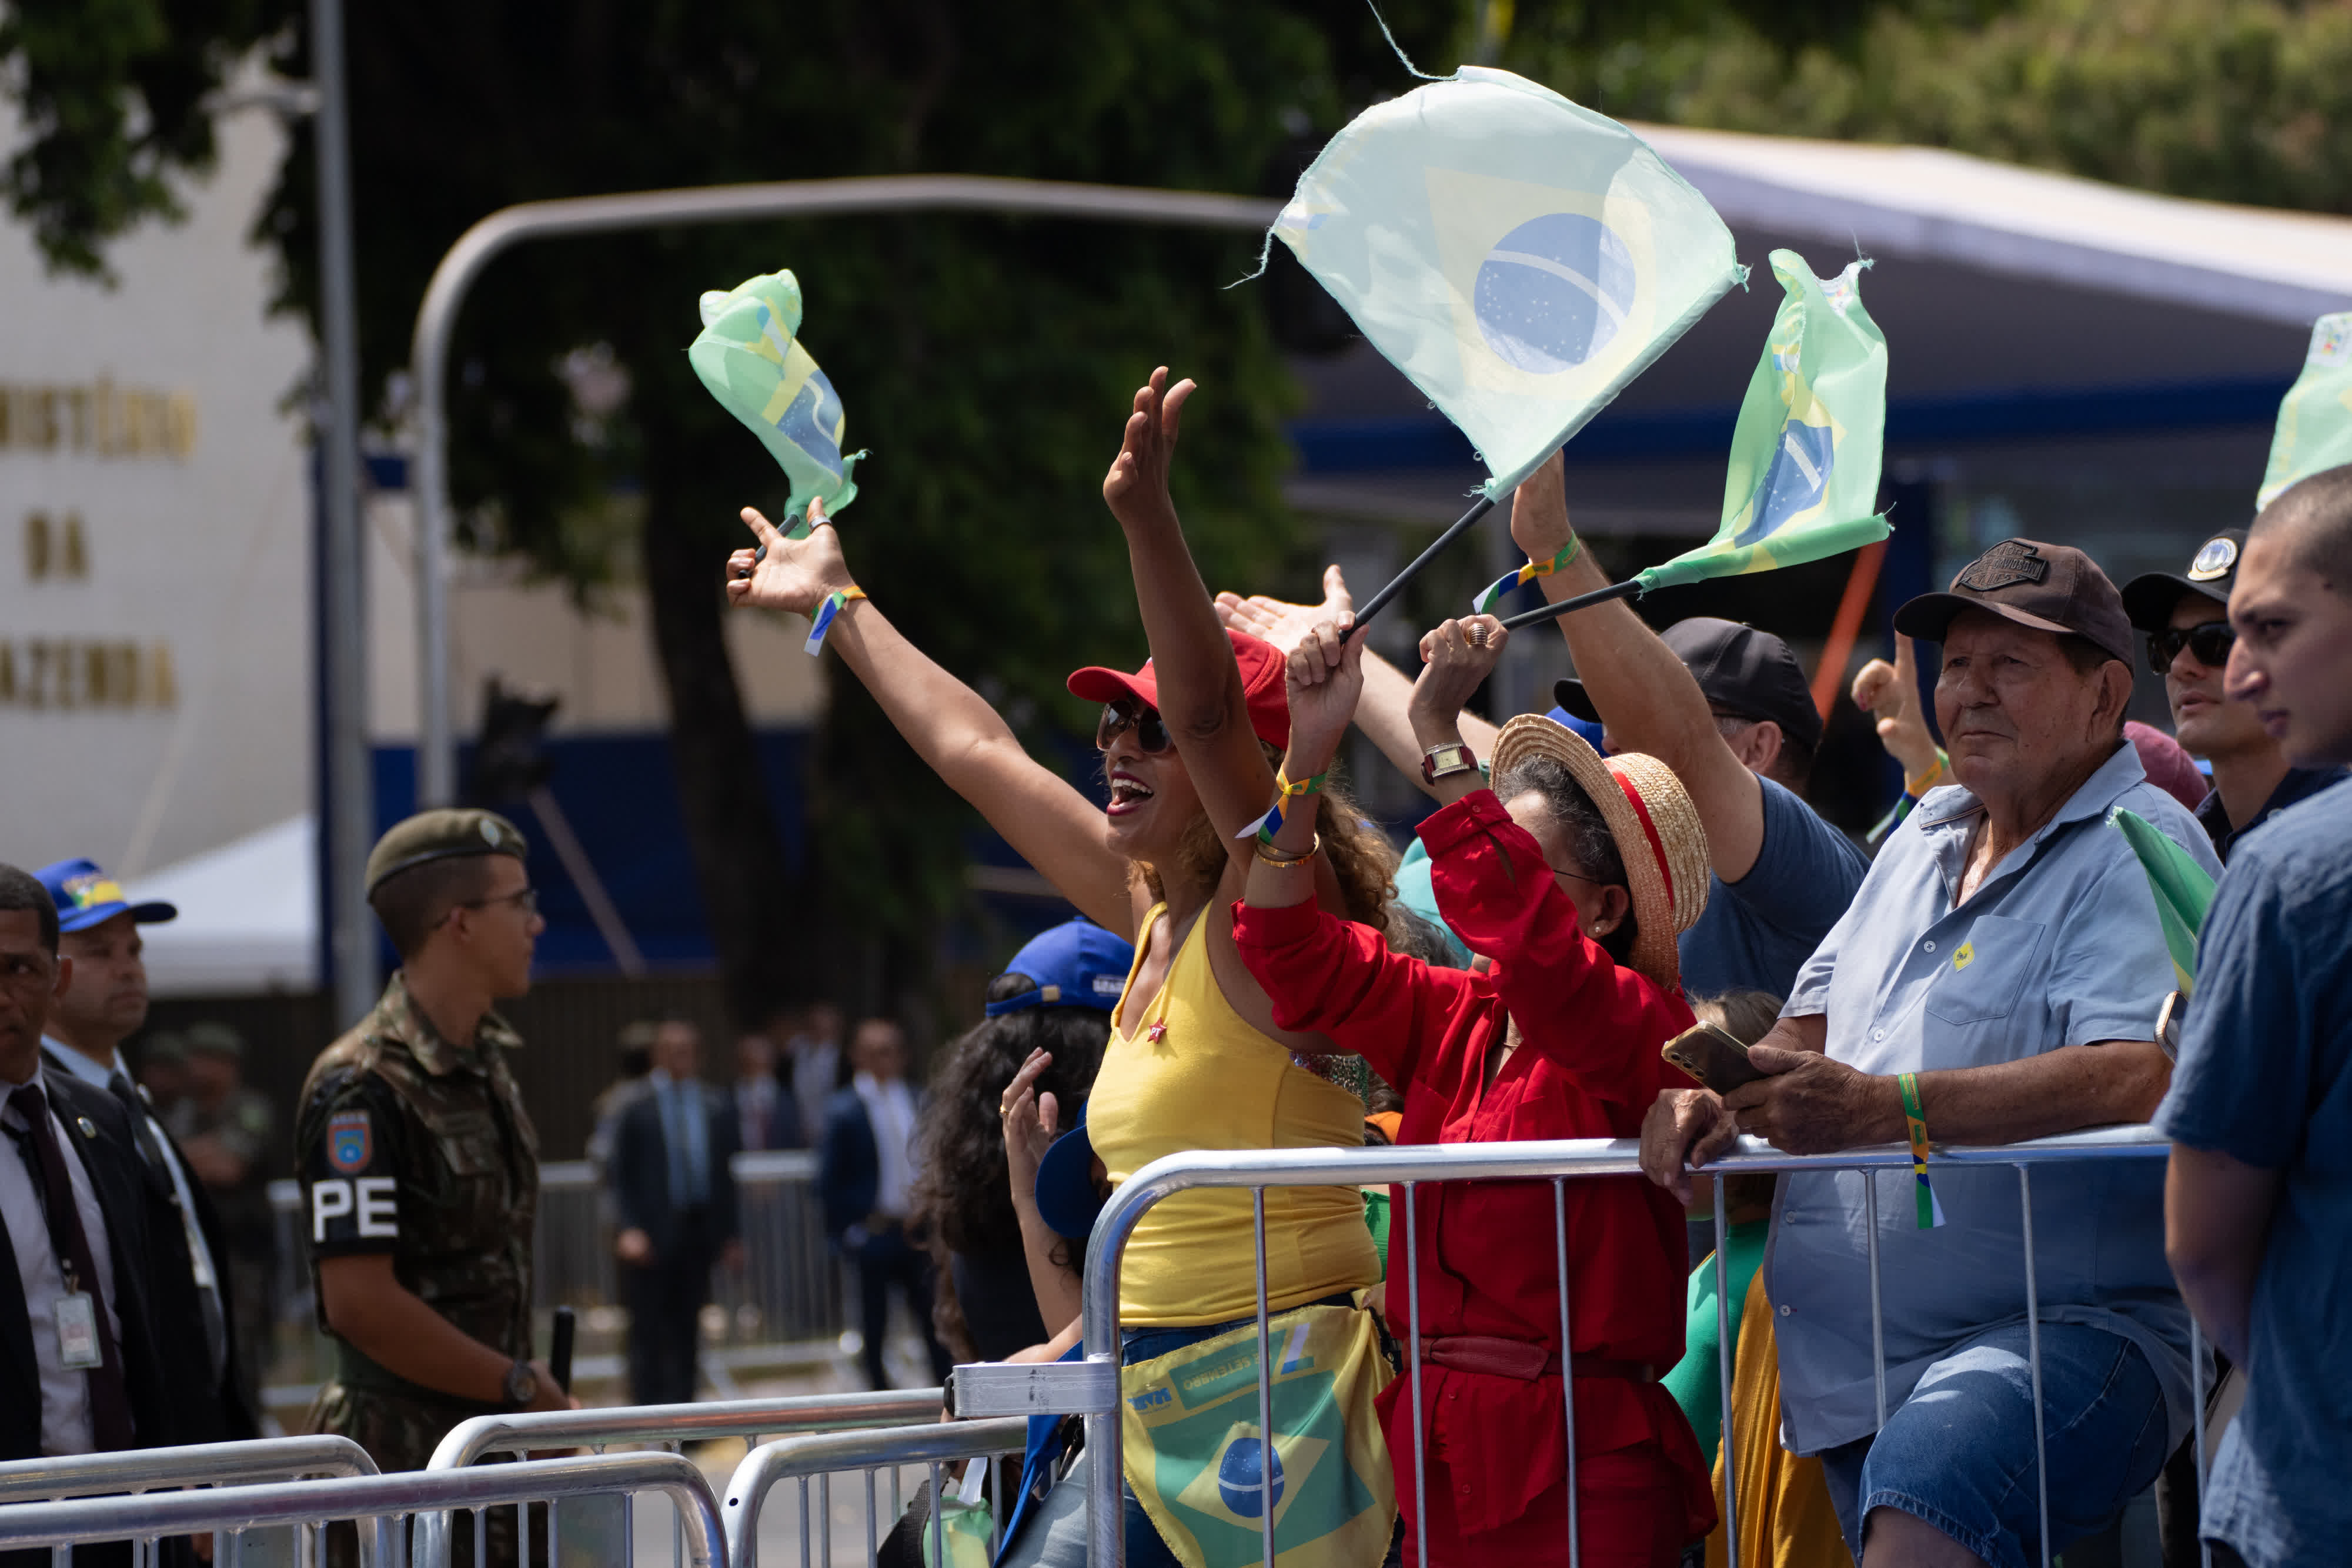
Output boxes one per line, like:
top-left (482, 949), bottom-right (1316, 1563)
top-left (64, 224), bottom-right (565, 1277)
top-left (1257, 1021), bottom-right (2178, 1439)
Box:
top-left (1421, 743), bottom-right (1478, 784)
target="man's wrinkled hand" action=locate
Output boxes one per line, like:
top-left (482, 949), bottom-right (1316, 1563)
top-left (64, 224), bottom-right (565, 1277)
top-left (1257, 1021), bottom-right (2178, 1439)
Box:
top-left (1640, 1087), bottom-right (1738, 1205)
top-left (1722, 1045), bottom-right (1899, 1155)
top-left (1215, 564), bottom-right (1353, 657)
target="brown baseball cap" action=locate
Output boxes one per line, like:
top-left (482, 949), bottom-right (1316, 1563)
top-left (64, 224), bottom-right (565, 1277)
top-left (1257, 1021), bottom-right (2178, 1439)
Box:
top-left (1893, 538), bottom-right (2134, 664)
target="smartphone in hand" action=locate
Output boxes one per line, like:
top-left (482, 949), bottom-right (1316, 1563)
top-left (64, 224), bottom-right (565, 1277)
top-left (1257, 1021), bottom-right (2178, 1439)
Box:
top-left (1662, 1021), bottom-right (1771, 1095)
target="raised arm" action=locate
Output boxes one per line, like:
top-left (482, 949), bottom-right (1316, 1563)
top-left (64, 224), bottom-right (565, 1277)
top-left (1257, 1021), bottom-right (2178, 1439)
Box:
top-left (727, 503), bottom-right (1134, 935)
top-left (1510, 452), bottom-right (1770, 881)
top-left (1101, 369), bottom-right (1277, 855)
top-left (1217, 567), bottom-right (1501, 796)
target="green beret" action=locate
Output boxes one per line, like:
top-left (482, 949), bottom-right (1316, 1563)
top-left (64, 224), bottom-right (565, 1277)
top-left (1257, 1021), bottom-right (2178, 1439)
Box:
top-left (184, 1021), bottom-right (246, 1059)
top-left (365, 809), bottom-right (529, 894)
top-left (138, 1031), bottom-right (188, 1066)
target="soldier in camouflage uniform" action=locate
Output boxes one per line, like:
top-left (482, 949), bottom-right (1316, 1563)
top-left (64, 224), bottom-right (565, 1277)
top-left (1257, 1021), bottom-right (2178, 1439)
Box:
top-left (173, 1022), bottom-right (281, 1422)
top-left (296, 810), bottom-right (569, 1568)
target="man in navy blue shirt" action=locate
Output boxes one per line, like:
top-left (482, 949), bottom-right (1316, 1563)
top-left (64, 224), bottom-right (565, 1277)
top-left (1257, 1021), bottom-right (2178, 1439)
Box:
top-left (2123, 529), bottom-right (2344, 862)
top-left (2159, 464), bottom-right (2352, 1568)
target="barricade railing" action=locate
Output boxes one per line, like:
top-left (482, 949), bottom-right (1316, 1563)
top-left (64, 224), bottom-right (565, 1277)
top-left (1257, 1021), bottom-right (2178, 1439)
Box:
top-left (0, 1434), bottom-right (377, 1504)
top-left (939, 1127), bottom-right (2191, 1568)
top-left (416, 1389), bottom-right (944, 1568)
top-left (0, 1450), bottom-right (720, 1568)
top-left (721, 1418), bottom-right (1031, 1568)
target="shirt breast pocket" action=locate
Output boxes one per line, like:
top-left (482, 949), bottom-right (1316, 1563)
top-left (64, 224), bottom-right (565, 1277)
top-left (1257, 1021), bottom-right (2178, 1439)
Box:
top-left (1923, 915), bottom-right (2046, 1027)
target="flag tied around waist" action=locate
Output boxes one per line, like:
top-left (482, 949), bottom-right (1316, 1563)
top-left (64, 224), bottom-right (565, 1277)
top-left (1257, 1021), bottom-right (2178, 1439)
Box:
top-left (1270, 65), bottom-right (1742, 502)
top-left (2110, 808), bottom-right (2217, 996)
top-left (2258, 312), bottom-right (2352, 511)
top-left (688, 268), bottom-right (864, 537)
top-left (1636, 249), bottom-right (1891, 596)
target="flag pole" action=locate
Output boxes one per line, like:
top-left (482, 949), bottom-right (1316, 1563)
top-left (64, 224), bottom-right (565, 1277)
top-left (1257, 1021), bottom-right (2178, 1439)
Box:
top-left (1342, 495), bottom-right (1495, 639)
top-left (1498, 576), bottom-right (1644, 630)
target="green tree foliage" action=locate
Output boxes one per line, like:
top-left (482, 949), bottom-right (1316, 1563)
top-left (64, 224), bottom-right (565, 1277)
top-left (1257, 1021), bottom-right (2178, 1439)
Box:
top-left (0, 0), bottom-right (1465, 1026)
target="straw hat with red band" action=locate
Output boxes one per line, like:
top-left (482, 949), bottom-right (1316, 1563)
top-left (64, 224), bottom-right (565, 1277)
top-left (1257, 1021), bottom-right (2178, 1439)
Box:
top-left (1066, 630), bottom-right (1291, 751)
top-left (1489, 714), bottom-right (1711, 991)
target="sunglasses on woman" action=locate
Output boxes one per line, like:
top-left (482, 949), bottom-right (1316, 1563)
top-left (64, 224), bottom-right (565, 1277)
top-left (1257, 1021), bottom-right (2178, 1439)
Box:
top-left (1095, 700), bottom-right (1172, 754)
top-left (2148, 621), bottom-right (2234, 676)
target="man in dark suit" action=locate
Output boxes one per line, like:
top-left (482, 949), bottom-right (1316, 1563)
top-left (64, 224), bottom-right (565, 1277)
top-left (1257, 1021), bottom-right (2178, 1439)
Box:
top-left (0, 865), bottom-right (174, 1567)
top-left (817, 1017), bottom-right (949, 1390)
top-left (35, 858), bottom-right (258, 1447)
top-left (609, 1019), bottom-right (741, 1406)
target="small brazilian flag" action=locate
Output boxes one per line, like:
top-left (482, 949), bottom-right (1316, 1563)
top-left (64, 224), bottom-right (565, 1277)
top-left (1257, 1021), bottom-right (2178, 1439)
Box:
top-left (2111, 808), bottom-right (2217, 996)
top-left (2257, 312), bottom-right (2352, 511)
top-left (1638, 250), bottom-right (1891, 594)
top-left (688, 268), bottom-right (863, 534)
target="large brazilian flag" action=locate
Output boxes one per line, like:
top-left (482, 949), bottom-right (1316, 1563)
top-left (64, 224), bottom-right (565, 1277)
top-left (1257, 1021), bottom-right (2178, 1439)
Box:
top-left (688, 268), bottom-right (864, 534)
top-left (2257, 312), bottom-right (2352, 511)
top-left (1271, 66), bottom-right (1742, 502)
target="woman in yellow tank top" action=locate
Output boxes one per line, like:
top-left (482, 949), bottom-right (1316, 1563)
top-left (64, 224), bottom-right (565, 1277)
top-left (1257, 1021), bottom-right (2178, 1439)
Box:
top-left (728, 368), bottom-right (1399, 1564)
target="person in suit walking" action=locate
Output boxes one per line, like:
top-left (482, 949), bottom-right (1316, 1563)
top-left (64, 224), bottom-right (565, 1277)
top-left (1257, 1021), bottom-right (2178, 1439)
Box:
top-left (818, 1016), bottom-right (950, 1390)
top-left (610, 1019), bottom-right (743, 1406)
top-left (731, 1030), bottom-right (796, 1152)
top-left (35, 858), bottom-right (256, 1448)
top-left (0, 865), bottom-right (174, 1568)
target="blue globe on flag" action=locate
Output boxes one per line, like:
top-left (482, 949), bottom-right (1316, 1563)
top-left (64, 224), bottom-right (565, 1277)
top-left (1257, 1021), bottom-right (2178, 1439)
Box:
top-left (1733, 422), bottom-right (1836, 547)
top-left (1217, 1436), bottom-right (1284, 1519)
top-left (1473, 213), bottom-right (1638, 375)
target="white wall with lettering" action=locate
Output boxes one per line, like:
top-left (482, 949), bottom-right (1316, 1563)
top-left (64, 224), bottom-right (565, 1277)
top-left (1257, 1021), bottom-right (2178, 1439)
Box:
top-left (0, 99), bottom-right (312, 880)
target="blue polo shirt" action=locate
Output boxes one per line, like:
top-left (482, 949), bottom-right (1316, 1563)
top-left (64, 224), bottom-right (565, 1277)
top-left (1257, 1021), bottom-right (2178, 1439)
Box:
top-left (1765, 741), bottom-right (2219, 1456)
top-left (2156, 775), bottom-right (2352, 1568)
top-left (1678, 775), bottom-right (1869, 1002)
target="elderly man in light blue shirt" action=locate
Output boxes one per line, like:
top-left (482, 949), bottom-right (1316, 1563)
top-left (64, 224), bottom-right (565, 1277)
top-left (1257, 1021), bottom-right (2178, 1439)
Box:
top-left (1645, 538), bottom-right (2216, 1568)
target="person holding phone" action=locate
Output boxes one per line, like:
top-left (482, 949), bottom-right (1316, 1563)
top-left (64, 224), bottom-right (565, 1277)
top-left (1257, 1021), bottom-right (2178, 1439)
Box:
top-left (1228, 611), bottom-right (1716, 1567)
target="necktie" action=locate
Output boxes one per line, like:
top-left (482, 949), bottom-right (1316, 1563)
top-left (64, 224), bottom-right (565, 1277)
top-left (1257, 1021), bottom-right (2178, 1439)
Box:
top-left (14, 1082), bottom-right (137, 1450)
top-left (108, 1073), bottom-right (228, 1382)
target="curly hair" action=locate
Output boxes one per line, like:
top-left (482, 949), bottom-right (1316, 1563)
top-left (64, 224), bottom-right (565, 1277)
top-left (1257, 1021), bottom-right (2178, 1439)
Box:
top-left (1491, 752), bottom-right (1639, 968)
top-left (1134, 744), bottom-right (1398, 930)
top-left (909, 974), bottom-right (1111, 1263)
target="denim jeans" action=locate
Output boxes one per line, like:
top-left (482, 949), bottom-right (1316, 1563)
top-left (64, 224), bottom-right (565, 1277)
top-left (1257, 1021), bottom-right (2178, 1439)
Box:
top-left (1818, 1321), bottom-right (2171, 1568)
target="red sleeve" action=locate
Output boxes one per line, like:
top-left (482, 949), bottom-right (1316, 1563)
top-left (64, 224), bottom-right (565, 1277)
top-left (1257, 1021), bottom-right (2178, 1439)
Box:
top-left (1229, 899), bottom-right (1481, 1092)
top-left (1422, 790), bottom-right (1685, 1108)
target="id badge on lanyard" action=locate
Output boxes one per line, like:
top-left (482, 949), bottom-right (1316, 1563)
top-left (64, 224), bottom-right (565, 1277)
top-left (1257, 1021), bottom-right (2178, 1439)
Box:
top-left (56, 1289), bottom-right (102, 1370)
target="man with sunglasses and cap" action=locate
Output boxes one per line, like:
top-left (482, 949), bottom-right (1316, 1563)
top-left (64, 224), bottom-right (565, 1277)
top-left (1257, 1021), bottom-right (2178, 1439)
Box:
top-left (296, 810), bottom-right (570, 1562)
top-left (2123, 528), bottom-right (2346, 862)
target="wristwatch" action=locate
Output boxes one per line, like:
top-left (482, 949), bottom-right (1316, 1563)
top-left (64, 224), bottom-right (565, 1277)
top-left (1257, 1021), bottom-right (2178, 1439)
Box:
top-left (1421, 742), bottom-right (1478, 785)
top-left (501, 1359), bottom-right (539, 1410)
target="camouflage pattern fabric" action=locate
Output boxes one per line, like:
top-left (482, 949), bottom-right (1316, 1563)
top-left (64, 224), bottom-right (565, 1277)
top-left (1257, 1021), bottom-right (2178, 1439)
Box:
top-left (295, 972), bottom-right (541, 1566)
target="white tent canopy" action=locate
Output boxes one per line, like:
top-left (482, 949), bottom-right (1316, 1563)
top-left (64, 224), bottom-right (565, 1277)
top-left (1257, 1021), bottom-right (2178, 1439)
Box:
top-left (132, 814), bottom-right (319, 997)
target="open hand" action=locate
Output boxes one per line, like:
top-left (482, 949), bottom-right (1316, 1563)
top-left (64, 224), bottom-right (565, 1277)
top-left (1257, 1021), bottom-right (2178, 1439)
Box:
top-left (1408, 616), bottom-right (1508, 738)
top-left (1639, 1087), bottom-right (1739, 1205)
top-left (1215, 565), bottom-right (1354, 657)
top-left (1508, 449), bottom-right (1572, 563)
top-left (724, 497), bottom-right (854, 616)
top-left (1102, 367), bottom-right (1195, 531)
top-left (1850, 634), bottom-right (1939, 780)
top-left (1284, 620), bottom-right (1365, 771)
top-left (1722, 1045), bottom-right (1900, 1155)
top-left (1000, 1048), bottom-right (1061, 1203)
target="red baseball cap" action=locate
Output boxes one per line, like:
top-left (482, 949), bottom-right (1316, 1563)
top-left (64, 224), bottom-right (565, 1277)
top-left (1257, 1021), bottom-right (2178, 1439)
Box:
top-left (1067, 630), bottom-right (1290, 750)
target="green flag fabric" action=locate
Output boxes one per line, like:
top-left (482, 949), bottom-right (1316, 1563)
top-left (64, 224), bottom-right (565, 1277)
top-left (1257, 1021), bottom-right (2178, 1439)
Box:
top-left (1271, 66), bottom-right (1742, 502)
top-left (1638, 250), bottom-right (1891, 595)
top-left (688, 268), bottom-right (864, 534)
top-left (2111, 807), bottom-right (2217, 995)
top-left (2257, 312), bottom-right (2352, 511)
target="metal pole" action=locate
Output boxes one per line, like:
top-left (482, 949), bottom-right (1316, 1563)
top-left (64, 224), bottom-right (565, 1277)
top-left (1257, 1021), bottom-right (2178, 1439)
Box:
top-left (407, 175), bottom-right (1282, 805)
top-left (309, 0), bottom-right (376, 1026)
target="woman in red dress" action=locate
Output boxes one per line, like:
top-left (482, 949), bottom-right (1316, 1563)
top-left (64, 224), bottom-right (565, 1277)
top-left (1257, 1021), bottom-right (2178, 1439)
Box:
top-left (1231, 611), bottom-right (1719, 1568)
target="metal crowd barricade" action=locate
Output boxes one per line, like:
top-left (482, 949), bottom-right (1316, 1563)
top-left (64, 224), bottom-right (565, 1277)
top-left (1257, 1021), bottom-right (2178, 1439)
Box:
top-left (417, 1388), bottom-right (943, 1568)
top-left (0, 1436), bottom-right (379, 1568)
top-left (943, 1127), bottom-right (2197, 1568)
top-left (721, 1419), bottom-right (1031, 1568)
top-left (0, 1451), bottom-right (720, 1568)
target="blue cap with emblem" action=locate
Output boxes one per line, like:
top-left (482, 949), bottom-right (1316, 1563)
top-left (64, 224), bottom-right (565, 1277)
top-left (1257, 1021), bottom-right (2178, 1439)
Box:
top-left (35, 858), bottom-right (176, 934)
top-left (984, 920), bottom-right (1135, 1017)
top-left (2122, 528), bottom-right (2249, 632)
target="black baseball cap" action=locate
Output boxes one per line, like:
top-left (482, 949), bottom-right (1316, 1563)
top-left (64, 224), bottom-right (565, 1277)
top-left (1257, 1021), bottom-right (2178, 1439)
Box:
top-left (2121, 529), bottom-right (2247, 632)
top-left (1894, 538), bottom-right (2134, 664)
top-left (1554, 617), bottom-right (1823, 753)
